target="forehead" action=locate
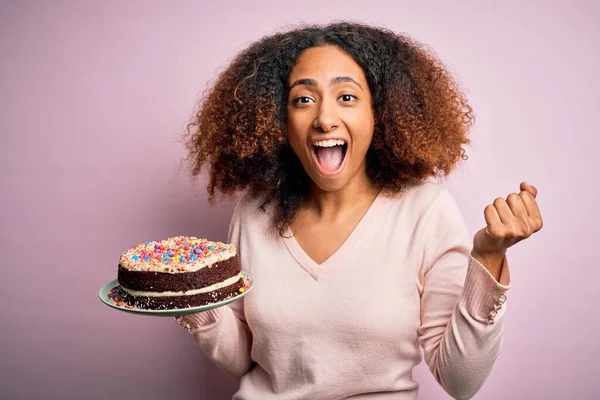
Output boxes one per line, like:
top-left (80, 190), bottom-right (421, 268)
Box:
top-left (287, 45), bottom-right (366, 84)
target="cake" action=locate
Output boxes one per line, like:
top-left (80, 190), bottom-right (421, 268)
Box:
top-left (110, 236), bottom-right (247, 310)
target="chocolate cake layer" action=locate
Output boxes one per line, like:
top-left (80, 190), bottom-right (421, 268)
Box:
top-left (117, 254), bottom-right (240, 292)
top-left (114, 277), bottom-right (245, 310)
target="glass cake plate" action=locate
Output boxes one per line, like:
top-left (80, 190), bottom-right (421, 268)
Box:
top-left (98, 271), bottom-right (254, 317)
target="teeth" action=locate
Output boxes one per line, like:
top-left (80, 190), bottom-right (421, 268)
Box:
top-left (314, 139), bottom-right (346, 147)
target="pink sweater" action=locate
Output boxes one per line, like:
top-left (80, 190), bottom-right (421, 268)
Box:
top-left (180, 181), bottom-right (511, 399)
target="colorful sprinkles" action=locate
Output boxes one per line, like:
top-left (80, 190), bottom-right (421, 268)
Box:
top-left (119, 236), bottom-right (235, 272)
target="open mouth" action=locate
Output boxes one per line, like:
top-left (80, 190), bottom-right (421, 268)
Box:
top-left (311, 139), bottom-right (348, 176)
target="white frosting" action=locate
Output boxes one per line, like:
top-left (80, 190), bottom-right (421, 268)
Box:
top-left (121, 273), bottom-right (242, 297)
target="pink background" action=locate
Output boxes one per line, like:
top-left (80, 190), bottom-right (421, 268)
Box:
top-left (1, 1), bottom-right (598, 399)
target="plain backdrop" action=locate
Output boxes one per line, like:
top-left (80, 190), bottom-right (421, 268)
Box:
top-left (1, 1), bottom-right (599, 399)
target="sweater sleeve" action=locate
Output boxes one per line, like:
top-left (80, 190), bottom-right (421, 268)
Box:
top-left (417, 187), bottom-right (511, 400)
top-left (175, 197), bottom-right (254, 381)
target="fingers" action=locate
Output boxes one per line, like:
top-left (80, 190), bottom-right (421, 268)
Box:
top-left (505, 193), bottom-right (529, 218)
top-left (484, 204), bottom-right (503, 238)
top-left (175, 315), bottom-right (196, 334)
top-left (520, 181), bottom-right (537, 198)
top-left (492, 196), bottom-right (523, 223)
top-left (491, 182), bottom-right (540, 222)
top-left (518, 182), bottom-right (543, 230)
top-left (480, 182), bottom-right (544, 252)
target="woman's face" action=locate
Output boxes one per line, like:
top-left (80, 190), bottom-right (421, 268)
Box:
top-left (286, 45), bottom-right (375, 193)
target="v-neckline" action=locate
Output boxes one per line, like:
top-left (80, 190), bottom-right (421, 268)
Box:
top-left (282, 191), bottom-right (383, 282)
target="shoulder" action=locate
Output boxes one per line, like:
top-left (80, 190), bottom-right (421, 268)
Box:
top-left (410, 180), bottom-right (464, 223)
top-left (231, 190), bottom-right (262, 217)
top-left (408, 180), bottom-right (449, 205)
top-left (384, 180), bottom-right (452, 215)
top-left (231, 190), bottom-right (270, 220)
top-left (408, 181), bottom-right (469, 245)
top-left (229, 190), bottom-right (275, 234)
top-left (380, 180), bottom-right (465, 242)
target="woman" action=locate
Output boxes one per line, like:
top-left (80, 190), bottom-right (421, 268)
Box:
top-left (176, 21), bottom-right (543, 399)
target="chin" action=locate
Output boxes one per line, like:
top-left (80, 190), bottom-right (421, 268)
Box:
top-left (310, 176), bottom-right (349, 192)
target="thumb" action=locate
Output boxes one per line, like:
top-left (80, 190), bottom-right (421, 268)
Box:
top-left (520, 181), bottom-right (537, 198)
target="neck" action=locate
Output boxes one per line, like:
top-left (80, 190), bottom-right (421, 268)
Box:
top-left (305, 167), bottom-right (379, 219)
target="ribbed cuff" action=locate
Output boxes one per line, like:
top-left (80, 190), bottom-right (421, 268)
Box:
top-left (460, 255), bottom-right (511, 325)
top-left (175, 307), bottom-right (224, 334)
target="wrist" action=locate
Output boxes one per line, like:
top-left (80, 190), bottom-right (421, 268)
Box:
top-left (471, 249), bottom-right (506, 282)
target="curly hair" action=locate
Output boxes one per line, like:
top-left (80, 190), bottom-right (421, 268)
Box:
top-left (184, 21), bottom-right (473, 236)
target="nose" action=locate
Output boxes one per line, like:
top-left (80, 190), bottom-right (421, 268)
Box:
top-left (312, 99), bottom-right (339, 132)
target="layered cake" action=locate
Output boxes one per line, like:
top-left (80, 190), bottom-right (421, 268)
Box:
top-left (109, 236), bottom-right (248, 310)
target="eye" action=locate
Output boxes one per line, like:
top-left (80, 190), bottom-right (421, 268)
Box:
top-left (292, 96), bottom-right (314, 105)
top-left (339, 94), bottom-right (357, 102)
top-left (291, 94), bottom-right (358, 105)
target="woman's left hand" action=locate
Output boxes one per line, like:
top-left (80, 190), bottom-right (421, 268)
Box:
top-left (472, 181), bottom-right (544, 256)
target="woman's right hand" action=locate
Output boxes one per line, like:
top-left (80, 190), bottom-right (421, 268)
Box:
top-left (174, 315), bottom-right (197, 334)
top-left (174, 307), bottom-right (225, 334)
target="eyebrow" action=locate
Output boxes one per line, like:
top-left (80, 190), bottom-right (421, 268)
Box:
top-left (288, 76), bottom-right (364, 92)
